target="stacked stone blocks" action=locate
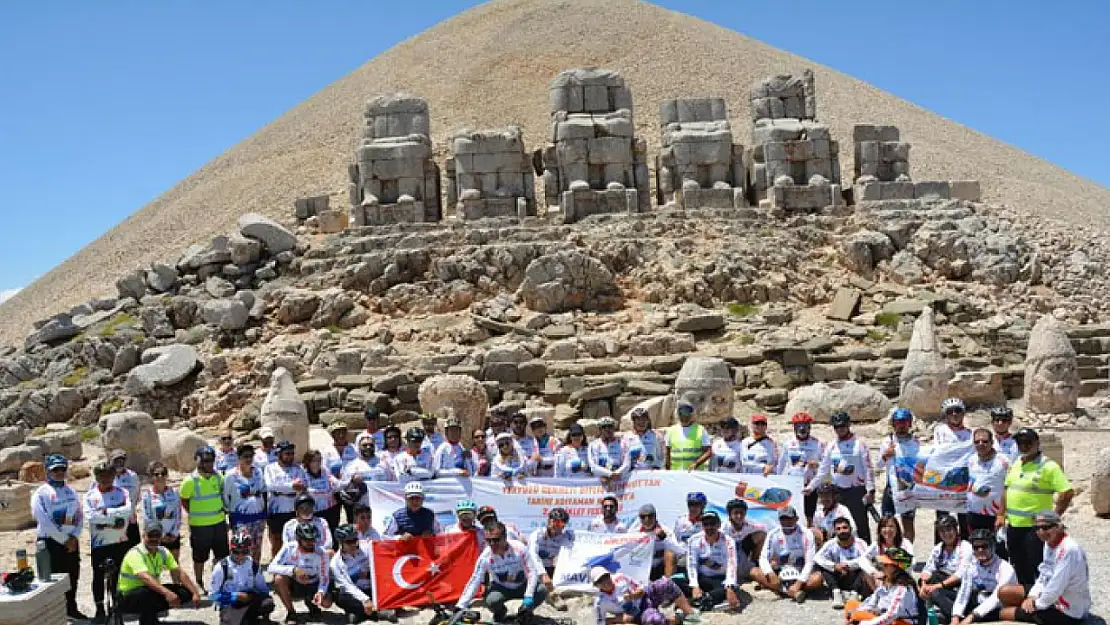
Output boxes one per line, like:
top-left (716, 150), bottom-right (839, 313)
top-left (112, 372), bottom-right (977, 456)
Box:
top-left (348, 93), bottom-right (441, 226)
top-left (852, 124), bottom-right (981, 203)
top-left (535, 68), bottom-right (651, 222)
top-left (445, 126), bottom-right (536, 219)
top-left (656, 98), bottom-right (748, 209)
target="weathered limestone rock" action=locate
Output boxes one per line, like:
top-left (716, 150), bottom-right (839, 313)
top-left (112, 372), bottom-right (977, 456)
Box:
top-left (124, 344), bottom-right (199, 396)
top-left (785, 381), bottom-right (893, 423)
top-left (619, 395), bottom-right (674, 431)
top-left (0, 481), bottom-right (35, 530)
top-left (98, 411), bottom-right (162, 472)
top-left (899, 307), bottom-right (949, 418)
top-left (201, 299), bottom-right (250, 330)
top-left (18, 461), bottom-right (45, 484)
top-left (24, 314), bottom-right (81, 349)
top-left (349, 93), bottom-right (441, 225)
top-left (656, 98), bottom-right (747, 209)
top-left (0, 444), bottom-right (43, 474)
top-left (852, 125), bottom-right (908, 182)
top-left (238, 213), bottom-right (298, 254)
top-left (159, 428), bottom-right (208, 473)
top-left (116, 269), bottom-right (147, 301)
top-left (261, 367), bottom-right (310, 454)
top-left (1092, 447), bottom-right (1110, 516)
top-left (146, 263), bottom-right (179, 293)
top-left (446, 126), bottom-right (535, 219)
top-left (534, 68), bottom-right (650, 220)
top-left (518, 250), bottom-right (620, 313)
top-left (418, 374), bottom-right (489, 446)
top-left (947, 370), bottom-right (1005, 408)
top-left (672, 356), bottom-right (733, 425)
top-left (1023, 316), bottom-right (1080, 414)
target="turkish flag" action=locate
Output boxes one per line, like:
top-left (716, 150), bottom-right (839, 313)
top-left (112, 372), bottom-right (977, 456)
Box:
top-left (370, 532), bottom-right (480, 610)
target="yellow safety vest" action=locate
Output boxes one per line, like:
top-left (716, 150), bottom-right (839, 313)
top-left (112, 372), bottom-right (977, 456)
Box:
top-left (667, 424), bottom-right (706, 471)
top-left (180, 472), bottom-right (225, 527)
top-left (118, 545), bottom-right (175, 594)
top-left (1004, 454), bottom-right (1068, 528)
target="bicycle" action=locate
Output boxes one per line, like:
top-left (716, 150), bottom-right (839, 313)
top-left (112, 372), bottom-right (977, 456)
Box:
top-left (425, 592), bottom-right (576, 625)
top-left (103, 557), bottom-right (125, 625)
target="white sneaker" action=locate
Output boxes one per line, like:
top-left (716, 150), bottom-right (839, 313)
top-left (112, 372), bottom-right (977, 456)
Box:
top-left (831, 589), bottom-right (845, 609)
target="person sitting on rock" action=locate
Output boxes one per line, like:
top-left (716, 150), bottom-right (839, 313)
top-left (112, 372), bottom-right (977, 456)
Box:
top-left (282, 494), bottom-right (333, 552)
top-left (268, 521), bottom-right (332, 625)
top-left (210, 530), bottom-right (274, 625)
top-left (393, 427), bottom-right (437, 483)
top-left (590, 565), bottom-right (700, 625)
top-left (554, 424), bottom-right (592, 478)
top-left (710, 417), bottom-right (745, 473)
top-left (456, 522), bottom-right (546, 623)
top-left (629, 504), bottom-right (686, 581)
top-left (492, 431), bottom-right (530, 481)
top-left (878, 408), bottom-right (920, 543)
top-left (529, 415), bottom-right (560, 477)
top-left (383, 481), bottom-right (441, 538)
top-left (777, 412), bottom-right (826, 525)
top-left (753, 505), bottom-right (822, 603)
top-left (86, 460), bottom-right (134, 623)
top-left (919, 515), bottom-right (974, 623)
top-left (723, 499), bottom-right (765, 585)
top-left (528, 507), bottom-right (575, 610)
top-left (816, 517), bottom-right (872, 610)
top-left (626, 407), bottom-right (664, 471)
top-left (330, 524), bottom-right (379, 625)
top-left (684, 510), bottom-right (740, 611)
top-left (433, 416), bottom-right (476, 478)
top-left (116, 524), bottom-right (202, 625)
top-left (949, 529), bottom-right (1016, 625)
top-left (997, 512), bottom-right (1091, 625)
top-left (589, 416), bottom-right (632, 485)
top-left (814, 483), bottom-right (858, 545)
top-left (589, 495), bottom-right (629, 533)
top-left (843, 547), bottom-right (921, 625)
top-left (740, 414), bottom-right (779, 475)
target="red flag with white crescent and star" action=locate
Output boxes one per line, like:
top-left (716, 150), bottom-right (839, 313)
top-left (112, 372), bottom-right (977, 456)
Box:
top-left (369, 532), bottom-right (480, 610)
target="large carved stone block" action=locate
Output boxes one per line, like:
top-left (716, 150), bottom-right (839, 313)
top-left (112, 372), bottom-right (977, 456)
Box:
top-left (446, 126), bottom-right (535, 219)
top-left (418, 375), bottom-right (489, 446)
top-left (672, 357), bottom-right (733, 425)
top-left (261, 367), bottom-right (310, 455)
top-left (534, 68), bottom-right (650, 220)
top-left (899, 307), bottom-right (950, 418)
top-left (656, 98), bottom-right (747, 209)
top-left (1023, 316), bottom-right (1080, 415)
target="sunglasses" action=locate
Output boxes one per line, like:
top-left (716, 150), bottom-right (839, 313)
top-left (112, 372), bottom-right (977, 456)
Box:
top-left (639, 513), bottom-right (656, 519)
top-left (974, 440), bottom-right (993, 445)
top-left (487, 537), bottom-right (505, 544)
top-left (152, 471), bottom-right (169, 477)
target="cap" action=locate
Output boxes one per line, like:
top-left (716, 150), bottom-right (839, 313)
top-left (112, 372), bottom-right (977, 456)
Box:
top-left (529, 414), bottom-right (546, 425)
top-left (404, 481), bottom-right (425, 498)
top-left (476, 505), bottom-right (498, 521)
top-left (444, 416), bottom-right (462, 429)
top-left (109, 449), bottom-right (128, 462)
top-left (568, 424), bottom-right (586, 436)
top-left (92, 461), bottom-right (113, 476)
top-left (548, 507), bottom-right (570, 522)
top-left (495, 432), bottom-right (514, 444)
top-left (639, 504), bottom-right (657, 515)
top-left (778, 505), bottom-right (799, 519)
top-left (259, 427), bottom-right (275, 440)
top-left (597, 416), bottom-right (617, 427)
top-left (1015, 427), bottom-right (1039, 442)
top-left (327, 422), bottom-right (349, 433)
top-left (275, 440), bottom-right (295, 452)
top-left (236, 443), bottom-right (256, 456)
top-left (589, 566), bottom-right (612, 584)
top-left (143, 524), bottom-right (164, 537)
top-left (877, 546), bottom-right (913, 571)
top-left (751, 414), bottom-right (768, 424)
top-left (721, 417), bottom-right (739, 429)
top-left (421, 413), bottom-right (437, 422)
top-left (363, 406), bottom-right (380, 419)
top-left (1035, 511), bottom-right (1063, 526)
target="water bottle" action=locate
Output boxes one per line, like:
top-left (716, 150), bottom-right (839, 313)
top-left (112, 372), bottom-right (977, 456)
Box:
top-left (35, 539), bottom-right (51, 581)
top-left (15, 549), bottom-right (28, 571)
top-left (927, 606), bottom-right (939, 625)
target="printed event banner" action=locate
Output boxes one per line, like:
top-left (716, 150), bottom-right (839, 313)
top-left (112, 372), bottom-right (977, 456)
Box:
top-left (551, 531), bottom-right (654, 592)
top-left (366, 472), bottom-right (804, 535)
top-left (889, 441), bottom-right (974, 514)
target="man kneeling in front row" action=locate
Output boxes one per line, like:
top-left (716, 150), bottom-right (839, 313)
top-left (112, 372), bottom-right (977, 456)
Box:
top-left (210, 530), bottom-right (274, 625)
top-left (116, 525), bottom-right (201, 625)
top-left (457, 522), bottom-right (547, 623)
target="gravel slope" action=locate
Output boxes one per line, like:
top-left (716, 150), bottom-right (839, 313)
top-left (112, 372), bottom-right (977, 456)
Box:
top-left (3, 0), bottom-right (1109, 347)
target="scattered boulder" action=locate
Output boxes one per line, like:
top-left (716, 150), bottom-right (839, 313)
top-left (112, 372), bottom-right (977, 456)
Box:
top-left (887, 250), bottom-right (926, 285)
top-left (276, 289), bottom-right (321, 325)
top-left (201, 299), bottom-right (250, 331)
top-left (116, 269), bottom-right (147, 301)
top-left (146, 264), bottom-right (179, 293)
top-left (947, 370), bottom-right (1005, 408)
top-left (827, 287), bottom-right (861, 321)
top-left (239, 213), bottom-right (298, 254)
top-left (124, 344), bottom-right (200, 395)
top-left (112, 344), bottom-right (140, 376)
top-left (518, 249), bottom-right (620, 313)
top-left (205, 276), bottom-right (237, 298)
top-left (98, 411), bottom-right (162, 472)
top-left (0, 445), bottom-right (43, 474)
top-left (159, 428), bottom-right (208, 473)
top-left (784, 381), bottom-right (893, 423)
top-left (841, 230), bottom-right (894, 274)
top-left (18, 461), bottom-right (45, 483)
top-left (25, 314), bottom-right (80, 349)
top-left (260, 367), bottom-right (310, 454)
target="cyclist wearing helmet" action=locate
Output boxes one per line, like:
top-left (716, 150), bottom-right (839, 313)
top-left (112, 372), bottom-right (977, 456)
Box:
top-left (935, 398), bottom-right (972, 444)
top-left (433, 416), bottom-right (477, 478)
top-left (723, 499), bottom-right (765, 583)
top-left (675, 492), bottom-right (708, 543)
top-left (777, 412), bottom-right (826, 524)
top-left (807, 412), bottom-right (875, 543)
top-left (710, 417), bottom-right (745, 473)
top-left (330, 524), bottom-right (379, 624)
top-left (383, 481), bottom-right (441, 538)
top-left (844, 547), bottom-right (918, 625)
top-left (813, 483), bottom-right (858, 545)
top-left (393, 427), bottom-right (436, 482)
top-left (264, 440), bottom-right (309, 558)
top-left (754, 505), bottom-right (821, 603)
top-left (476, 505), bottom-right (524, 543)
top-left (626, 407), bottom-right (665, 470)
top-left (529, 414), bottom-right (560, 477)
top-left (282, 493), bottom-right (333, 552)
top-left (920, 515), bottom-right (974, 622)
top-left (447, 499), bottom-right (485, 547)
top-left (988, 407), bottom-right (1018, 463)
top-left (528, 507), bottom-right (575, 609)
top-left (106, 448), bottom-right (142, 548)
top-left (589, 495), bottom-right (629, 534)
top-left (338, 435), bottom-right (392, 515)
top-left (210, 530), bottom-right (273, 625)
top-left (180, 445), bottom-right (229, 592)
top-left (85, 461), bottom-right (133, 622)
top-left (589, 417), bottom-right (632, 485)
top-left (740, 414), bottom-right (779, 476)
top-left (223, 443), bottom-right (267, 562)
top-left (268, 521), bottom-right (332, 624)
top-left (951, 529), bottom-right (1016, 625)
top-left (629, 504), bottom-right (686, 581)
top-left (878, 408), bottom-right (920, 543)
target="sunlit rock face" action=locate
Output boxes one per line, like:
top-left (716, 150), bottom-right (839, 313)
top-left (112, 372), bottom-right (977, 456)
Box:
top-left (899, 307), bottom-right (949, 418)
top-left (1024, 316), bottom-right (1080, 415)
top-left (673, 356), bottom-right (734, 425)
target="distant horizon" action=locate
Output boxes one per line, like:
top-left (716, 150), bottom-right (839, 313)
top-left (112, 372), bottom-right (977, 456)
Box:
top-left (1, 0), bottom-right (1107, 299)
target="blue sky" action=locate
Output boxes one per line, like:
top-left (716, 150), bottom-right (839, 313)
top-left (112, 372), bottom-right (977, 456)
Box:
top-left (2, 0), bottom-right (1108, 301)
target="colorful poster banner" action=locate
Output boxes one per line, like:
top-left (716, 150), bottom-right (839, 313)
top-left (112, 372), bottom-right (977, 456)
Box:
top-left (550, 531), bottom-right (654, 592)
top-left (889, 441), bottom-right (974, 514)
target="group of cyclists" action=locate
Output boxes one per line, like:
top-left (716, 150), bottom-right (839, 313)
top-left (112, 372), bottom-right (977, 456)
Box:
top-left (28, 399), bottom-right (1091, 625)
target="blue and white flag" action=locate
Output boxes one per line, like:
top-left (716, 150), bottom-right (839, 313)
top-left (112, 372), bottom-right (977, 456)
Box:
top-left (551, 531), bottom-right (654, 592)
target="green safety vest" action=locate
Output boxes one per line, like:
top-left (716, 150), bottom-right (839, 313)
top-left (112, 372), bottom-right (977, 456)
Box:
top-left (667, 424), bottom-right (707, 470)
top-left (1004, 454), bottom-right (1069, 528)
top-left (181, 471), bottom-right (226, 527)
top-left (118, 545), bottom-right (175, 594)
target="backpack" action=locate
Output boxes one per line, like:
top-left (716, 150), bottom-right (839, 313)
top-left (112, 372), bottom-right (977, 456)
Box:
top-left (218, 556), bottom-right (261, 595)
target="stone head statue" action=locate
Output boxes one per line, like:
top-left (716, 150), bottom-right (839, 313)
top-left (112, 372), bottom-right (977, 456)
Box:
top-left (673, 357), bottom-right (734, 425)
top-left (1024, 316), bottom-right (1080, 415)
top-left (418, 374), bottom-right (489, 446)
top-left (899, 307), bottom-right (949, 418)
